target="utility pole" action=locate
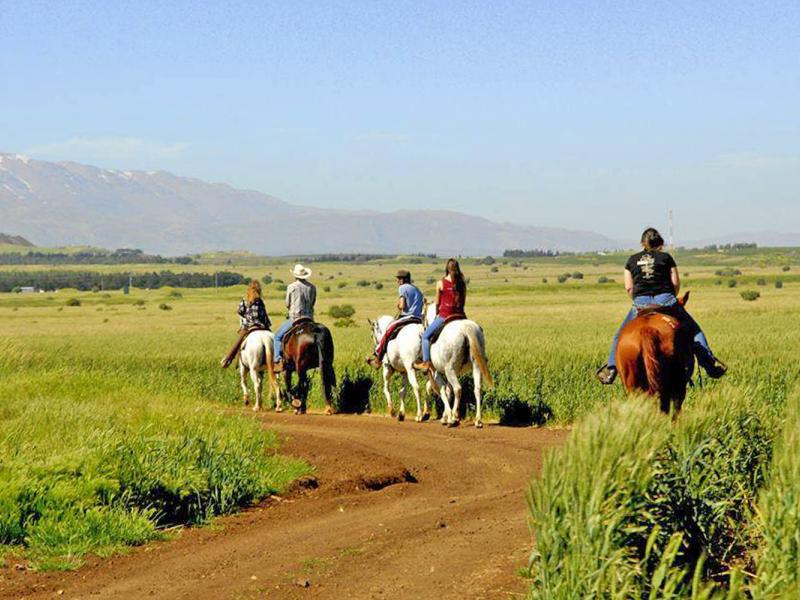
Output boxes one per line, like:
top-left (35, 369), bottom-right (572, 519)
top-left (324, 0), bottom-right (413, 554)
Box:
top-left (668, 208), bottom-right (674, 250)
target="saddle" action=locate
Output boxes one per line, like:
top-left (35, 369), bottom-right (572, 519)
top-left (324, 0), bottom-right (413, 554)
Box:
top-left (384, 316), bottom-right (422, 345)
top-left (429, 313), bottom-right (466, 345)
top-left (282, 317), bottom-right (316, 351)
top-left (635, 304), bottom-right (682, 319)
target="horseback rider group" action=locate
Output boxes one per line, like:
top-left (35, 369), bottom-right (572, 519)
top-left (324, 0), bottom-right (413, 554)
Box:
top-left (223, 229), bottom-right (728, 400)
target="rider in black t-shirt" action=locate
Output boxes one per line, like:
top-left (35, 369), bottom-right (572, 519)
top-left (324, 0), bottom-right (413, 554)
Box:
top-left (596, 228), bottom-right (727, 384)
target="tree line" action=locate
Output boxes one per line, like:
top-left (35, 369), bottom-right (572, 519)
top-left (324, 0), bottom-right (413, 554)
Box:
top-left (1, 270), bottom-right (246, 292)
top-left (503, 249), bottom-right (564, 258)
top-left (0, 248), bottom-right (196, 265)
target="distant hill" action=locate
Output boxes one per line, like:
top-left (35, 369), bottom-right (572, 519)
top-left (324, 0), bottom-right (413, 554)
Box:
top-left (0, 232), bottom-right (33, 247)
top-left (0, 153), bottom-right (619, 256)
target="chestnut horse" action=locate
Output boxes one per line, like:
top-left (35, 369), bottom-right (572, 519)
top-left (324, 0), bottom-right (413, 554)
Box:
top-left (276, 320), bottom-right (336, 415)
top-left (616, 292), bottom-right (694, 415)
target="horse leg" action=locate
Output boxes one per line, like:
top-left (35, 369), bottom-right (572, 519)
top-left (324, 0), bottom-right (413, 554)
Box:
top-left (445, 367), bottom-right (462, 427)
top-left (239, 363), bottom-right (250, 406)
top-left (472, 361), bottom-right (483, 429)
top-left (438, 373), bottom-right (453, 425)
top-left (251, 368), bottom-right (264, 411)
top-left (398, 378), bottom-right (406, 422)
top-left (299, 371), bottom-right (309, 415)
top-left (406, 368), bottom-right (425, 422)
top-left (382, 365), bottom-right (395, 417)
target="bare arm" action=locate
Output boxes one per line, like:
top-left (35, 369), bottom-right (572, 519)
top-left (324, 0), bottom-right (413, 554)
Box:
top-left (671, 267), bottom-right (681, 295)
top-left (397, 295), bottom-right (406, 312)
top-left (624, 269), bottom-right (634, 298)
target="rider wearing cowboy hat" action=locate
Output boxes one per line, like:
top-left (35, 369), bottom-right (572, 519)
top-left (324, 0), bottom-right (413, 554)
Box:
top-left (273, 263), bottom-right (316, 373)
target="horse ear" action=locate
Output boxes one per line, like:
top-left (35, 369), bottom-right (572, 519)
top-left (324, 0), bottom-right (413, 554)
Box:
top-left (680, 291), bottom-right (690, 306)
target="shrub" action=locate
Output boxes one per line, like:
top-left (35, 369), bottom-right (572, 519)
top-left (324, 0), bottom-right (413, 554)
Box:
top-left (337, 282), bottom-right (348, 289)
top-left (158, 303), bottom-right (172, 311)
top-left (132, 299), bottom-right (145, 306)
top-left (329, 304), bottom-right (355, 319)
top-left (11, 286), bottom-right (21, 293)
top-left (333, 318), bottom-right (357, 328)
top-left (740, 290), bottom-right (760, 302)
top-left (374, 282), bottom-right (384, 290)
top-left (728, 279), bottom-right (738, 288)
top-left (65, 298), bottom-right (81, 307)
top-left (167, 290), bottom-right (182, 298)
top-left (775, 280), bottom-right (784, 289)
top-left (557, 275), bottom-right (568, 284)
top-left (490, 266), bottom-right (499, 273)
top-left (356, 280), bottom-right (370, 287)
top-left (715, 279), bottom-right (722, 286)
top-left (597, 276), bottom-right (609, 284)
top-left (426, 276), bottom-right (436, 285)
top-left (541, 278), bottom-right (548, 284)
top-left (91, 285), bottom-right (101, 293)
top-left (480, 256), bottom-right (496, 265)
top-left (571, 272), bottom-right (583, 280)
top-left (323, 285), bottom-right (331, 292)
top-left (276, 284), bottom-right (287, 292)
top-left (715, 268), bottom-right (742, 277)
top-left (261, 275), bottom-right (273, 285)
top-left (757, 278), bottom-right (767, 286)
top-left (781, 265), bottom-right (790, 272)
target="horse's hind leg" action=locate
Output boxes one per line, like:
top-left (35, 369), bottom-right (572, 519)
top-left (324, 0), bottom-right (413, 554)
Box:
top-left (251, 368), bottom-right (263, 411)
top-left (472, 361), bottom-right (483, 429)
top-left (407, 369), bottom-right (426, 422)
top-left (445, 367), bottom-right (462, 427)
top-left (398, 378), bottom-right (406, 422)
top-left (239, 364), bottom-right (250, 406)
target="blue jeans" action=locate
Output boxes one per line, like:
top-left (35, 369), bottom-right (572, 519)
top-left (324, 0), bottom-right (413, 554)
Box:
top-left (273, 320), bottom-right (292, 362)
top-left (607, 293), bottom-right (713, 369)
top-left (421, 316), bottom-right (445, 362)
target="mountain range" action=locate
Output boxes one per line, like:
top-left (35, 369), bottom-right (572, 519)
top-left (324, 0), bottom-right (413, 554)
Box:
top-left (0, 153), bottom-right (617, 256)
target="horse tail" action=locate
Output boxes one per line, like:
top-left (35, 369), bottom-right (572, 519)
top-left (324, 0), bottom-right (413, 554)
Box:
top-left (466, 326), bottom-right (493, 388)
top-left (640, 327), bottom-right (662, 396)
top-left (315, 325), bottom-right (337, 401)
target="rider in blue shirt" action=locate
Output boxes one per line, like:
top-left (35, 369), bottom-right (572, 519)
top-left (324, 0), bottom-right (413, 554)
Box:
top-left (367, 269), bottom-right (424, 368)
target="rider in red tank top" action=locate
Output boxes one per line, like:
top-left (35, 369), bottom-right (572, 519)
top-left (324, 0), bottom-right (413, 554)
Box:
top-left (438, 277), bottom-right (465, 319)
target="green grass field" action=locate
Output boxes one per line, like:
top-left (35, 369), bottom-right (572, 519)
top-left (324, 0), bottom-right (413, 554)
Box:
top-left (1, 250), bottom-right (798, 583)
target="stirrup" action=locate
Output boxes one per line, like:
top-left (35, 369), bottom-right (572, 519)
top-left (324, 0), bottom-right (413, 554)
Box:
top-left (595, 364), bottom-right (617, 385)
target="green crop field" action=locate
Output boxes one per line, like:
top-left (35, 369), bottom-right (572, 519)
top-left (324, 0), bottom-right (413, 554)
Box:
top-left (1, 248), bottom-right (798, 592)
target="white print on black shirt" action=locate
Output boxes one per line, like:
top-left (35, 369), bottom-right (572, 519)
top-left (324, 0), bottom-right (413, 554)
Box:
top-left (636, 254), bottom-right (656, 279)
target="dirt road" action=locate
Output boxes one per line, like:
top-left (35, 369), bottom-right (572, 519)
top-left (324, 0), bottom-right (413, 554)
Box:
top-left (1, 412), bottom-right (567, 600)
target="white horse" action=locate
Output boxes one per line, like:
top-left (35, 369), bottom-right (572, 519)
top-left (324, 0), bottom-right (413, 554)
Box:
top-left (238, 330), bottom-right (281, 412)
top-left (369, 315), bottom-right (429, 422)
top-left (423, 303), bottom-right (493, 428)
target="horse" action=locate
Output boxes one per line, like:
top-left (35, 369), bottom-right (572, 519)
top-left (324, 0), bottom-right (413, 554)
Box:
top-left (368, 315), bottom-right (429, 422)
top-left (238, 330), bottom-right (281, 412)
top-left (616, 292), bottom-right (694, 415)
top-left (423, 303), bottom-right (493, 428)
top-left (276, 320), bottom-right (337, 415)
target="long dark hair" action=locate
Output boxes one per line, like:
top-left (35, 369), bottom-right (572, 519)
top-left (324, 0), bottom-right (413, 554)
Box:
top-left (445, 258), bottom-right (466, 295)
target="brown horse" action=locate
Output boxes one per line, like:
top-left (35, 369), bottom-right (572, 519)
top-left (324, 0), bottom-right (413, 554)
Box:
top-left (616, 292), bottom-right (694, 415)
top-left (276, 320), bottom-right (336, 415)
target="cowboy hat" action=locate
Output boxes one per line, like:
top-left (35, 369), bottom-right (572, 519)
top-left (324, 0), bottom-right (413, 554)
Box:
top-left (395, 269), bottom-right (411, 279)
top-left (291, 264), bottom-right (312, 279)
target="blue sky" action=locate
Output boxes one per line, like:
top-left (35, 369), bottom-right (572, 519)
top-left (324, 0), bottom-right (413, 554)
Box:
top-left (1, 1), bottom-right (798, 242)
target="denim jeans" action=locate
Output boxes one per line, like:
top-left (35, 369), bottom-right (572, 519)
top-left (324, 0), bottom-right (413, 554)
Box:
top-left (421, 316), bottom-right (446, 362)
top-left (273, 319), bottom-right (293, 362)
top-left (607, 293), bottom-right (713, 369)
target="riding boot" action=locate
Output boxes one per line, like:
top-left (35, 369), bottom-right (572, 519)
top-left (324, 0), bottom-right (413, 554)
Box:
top-left (220, 329), bottom-right (247, 368)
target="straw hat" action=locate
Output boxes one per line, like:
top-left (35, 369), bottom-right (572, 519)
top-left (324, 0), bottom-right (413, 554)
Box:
top-left (291, 264), bottom-right (312, 279)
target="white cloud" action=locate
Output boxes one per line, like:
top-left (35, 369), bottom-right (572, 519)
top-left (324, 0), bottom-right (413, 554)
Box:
top-left (26, 137), bottom-right (189, 161)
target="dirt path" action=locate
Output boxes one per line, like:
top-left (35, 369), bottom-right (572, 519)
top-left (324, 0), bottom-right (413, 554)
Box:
top-left (1, 412), bottom-right (567, 600)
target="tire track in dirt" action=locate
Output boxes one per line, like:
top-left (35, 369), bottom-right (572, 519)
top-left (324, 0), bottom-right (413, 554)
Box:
top-left (0, 412), bottom-right (567, 600)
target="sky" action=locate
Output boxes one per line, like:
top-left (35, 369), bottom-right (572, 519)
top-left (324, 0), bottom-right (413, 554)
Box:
top-left (1, 0), bottom-right (798, 243)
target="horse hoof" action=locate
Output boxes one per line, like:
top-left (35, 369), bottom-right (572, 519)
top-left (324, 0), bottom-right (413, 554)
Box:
top-left (291, 399), bottom-right (302, 409)
top-left (275, 406), bottom-right (284, 413)
top-left (421, 412), bottom-right (431, 422)
top-left (324, 407), bottom-right (334, 416)
top-left (389, 409), bottom-right (396, 418)
top-left (398, 413), bottom-right (405, 422)
top-left (448, 420), bottom-right (460, 428)
top-left (253, 405), bottom-right (260, 412)
top-left (441, 419), bottom-right (448, 426)
top-left (475, 420), bottom-right (483, 429)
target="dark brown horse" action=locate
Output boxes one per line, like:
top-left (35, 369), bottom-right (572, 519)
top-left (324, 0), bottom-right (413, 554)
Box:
top-left (276, 320), bottom-right (336, 415)
top-left (616, 292), bottom-right (694, 415)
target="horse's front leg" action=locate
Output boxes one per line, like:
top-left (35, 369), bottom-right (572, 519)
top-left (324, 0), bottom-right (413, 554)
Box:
top-left (398, 377), bottom-right (406, 422)
top-left (239, 364), bottom-right (250, 406)
top-left (437, 373), bottom-right (453, 425)
top-left (406, 367), bottom-right (426, 422)
top-left (298, 371), bottom-right (309, 414)
top-left (382, 364), bottom-right (395, 417)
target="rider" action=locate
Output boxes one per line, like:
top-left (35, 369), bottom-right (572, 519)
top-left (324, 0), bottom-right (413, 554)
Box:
top-left (414, 258), bottom-right (467, 372)
top-left (220, 279), bottom-right (271, 368)
top-left (596, 227), bottom-right (727, 384)
top-left (366, 269), bottom-right (425, 368)
top-left (273, 263), bottom-right (316, 373)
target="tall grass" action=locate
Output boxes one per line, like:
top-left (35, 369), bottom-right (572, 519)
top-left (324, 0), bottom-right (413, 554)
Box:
top-left (528, 392), bottom-right (775, 598)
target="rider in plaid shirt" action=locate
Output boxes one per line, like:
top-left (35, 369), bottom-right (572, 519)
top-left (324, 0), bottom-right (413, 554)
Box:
top-left (220, 280), bottom-right (271, 368)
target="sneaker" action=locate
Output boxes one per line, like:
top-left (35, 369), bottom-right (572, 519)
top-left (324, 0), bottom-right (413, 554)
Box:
top-left (272, 359), bottom-right (285, 374)
top-left (366, 354), bottom-right (382, 369)
top-left (704, 358), bottom-right (727, 379)
top-left (414, 361), bottom-right (432, 371)
top-left (595, 364), bottom-right (617, 385)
